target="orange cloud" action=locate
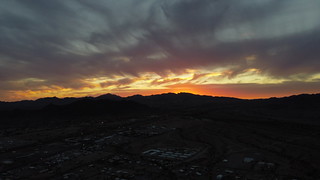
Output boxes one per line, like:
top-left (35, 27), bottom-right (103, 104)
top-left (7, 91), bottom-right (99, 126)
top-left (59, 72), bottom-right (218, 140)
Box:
top-left (151, 78), bottom-right (183, 85)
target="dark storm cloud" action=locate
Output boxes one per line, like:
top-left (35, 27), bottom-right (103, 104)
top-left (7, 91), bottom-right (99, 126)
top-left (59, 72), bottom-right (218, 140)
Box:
top-left (0, 0), bottom-right (319, 92)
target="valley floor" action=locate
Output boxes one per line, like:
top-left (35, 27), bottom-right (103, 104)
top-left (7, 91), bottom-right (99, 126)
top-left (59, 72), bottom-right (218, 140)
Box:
top-left (1, 114), bottom-right (320, 180)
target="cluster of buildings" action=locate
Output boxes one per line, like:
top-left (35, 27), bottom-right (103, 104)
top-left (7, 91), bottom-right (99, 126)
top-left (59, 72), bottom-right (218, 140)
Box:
top-left (0, 137), bottom-right (34, 153)
top-left (99, 167), bottom-right (135, 180)
top-left (172, 165), bottom-right (209, 178)
top-left (118, 125), bottom-right (175, 137)
top-left (1, 147), bottom-right (96, 179)
top-left (213, 156), bottom-right (278, 180)
top-left (142, 147), bottom-right (200, 160)
top-left (0, 122), bottom-right (284, 180)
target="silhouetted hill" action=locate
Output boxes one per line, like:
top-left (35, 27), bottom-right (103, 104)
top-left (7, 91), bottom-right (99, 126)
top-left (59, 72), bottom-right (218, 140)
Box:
top-left (0, 93), bottom-right (319, 128)
top-left (256, 93), bottom-right (320, 109)
top-left (127, 92), bottom-right (240, 108)
top-left (190, 93), bottom-right (320, 124)
top-left (0, 98), bottom-right (152, 128)
top-left (96, 93), bottom-right (122, 101)
top-left (1, 93), bottom-right (319, 111)
top-left (42, 99), bottom-right (150, 116)
top-left (0, 97), bottom-right (81, 111)
top-left (0, 92), bottom-right (238, 111)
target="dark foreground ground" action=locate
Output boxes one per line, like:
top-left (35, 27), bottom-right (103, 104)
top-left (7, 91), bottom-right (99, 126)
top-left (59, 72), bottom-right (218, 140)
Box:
top-left (1, 93), bottom-right (320, 179)
top-left (1, 114), bottom-right (320, 180)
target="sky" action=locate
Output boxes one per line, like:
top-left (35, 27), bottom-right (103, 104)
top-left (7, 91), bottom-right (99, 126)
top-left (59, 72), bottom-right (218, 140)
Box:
top-left (0, 0), bottom-right (320, 101)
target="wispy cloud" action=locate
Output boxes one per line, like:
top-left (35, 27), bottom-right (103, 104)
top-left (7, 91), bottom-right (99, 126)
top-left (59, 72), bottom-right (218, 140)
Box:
top-left (0, 0), bottom-right (319, 101)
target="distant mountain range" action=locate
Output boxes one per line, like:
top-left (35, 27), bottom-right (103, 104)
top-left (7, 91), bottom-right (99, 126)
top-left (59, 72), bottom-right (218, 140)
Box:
top-left (1, 93), bottom-right (320, 127)
top-left (0, 92), bottom-right (319, 111)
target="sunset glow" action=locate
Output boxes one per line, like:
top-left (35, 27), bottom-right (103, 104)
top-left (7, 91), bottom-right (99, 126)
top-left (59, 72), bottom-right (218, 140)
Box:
top-left (0, 0), bottom-right (319, 101)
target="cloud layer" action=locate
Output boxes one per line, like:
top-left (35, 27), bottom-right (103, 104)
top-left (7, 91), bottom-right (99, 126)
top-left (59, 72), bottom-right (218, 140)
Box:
top-left (0, 0), bottom-right (319, 101)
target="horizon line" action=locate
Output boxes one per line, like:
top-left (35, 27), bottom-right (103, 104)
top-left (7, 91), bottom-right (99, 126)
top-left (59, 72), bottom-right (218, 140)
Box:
top-left (1, 92), bottom-right (319, 103)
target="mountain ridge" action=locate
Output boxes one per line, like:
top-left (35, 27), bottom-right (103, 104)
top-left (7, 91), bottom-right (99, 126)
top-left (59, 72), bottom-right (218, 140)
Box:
top-left (1, 92), bottom-right (319, 111)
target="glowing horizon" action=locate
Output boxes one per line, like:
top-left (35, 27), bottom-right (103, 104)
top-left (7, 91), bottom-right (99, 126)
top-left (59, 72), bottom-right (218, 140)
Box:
top-left (3, 68), bottom-right (320, 102)
top-left (0, 0), bottom-right (319, 102)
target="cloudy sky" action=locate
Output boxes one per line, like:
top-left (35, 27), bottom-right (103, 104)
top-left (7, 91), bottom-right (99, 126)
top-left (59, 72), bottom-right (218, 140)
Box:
top-left (0, 0), bottom-right (319, 101)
